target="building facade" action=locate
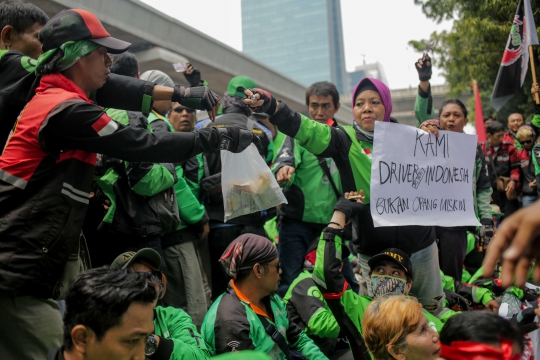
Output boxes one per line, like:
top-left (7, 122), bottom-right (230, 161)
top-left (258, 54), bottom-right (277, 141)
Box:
top-left (242, 0), bottom-right (348, 94)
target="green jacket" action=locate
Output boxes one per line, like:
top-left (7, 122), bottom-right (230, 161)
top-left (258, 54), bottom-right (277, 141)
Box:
top-left (97, 109), bottom-right (176, 236)
top-left (272, 131), bottom-right (287, 162)
top-left (154, 306), bottom-right (211, 359)
top-left (272, 136), bottom-right (342, 224)
top-left (312, 228), bottom-right (443, 359)
top-left (201, 287), bottom-right (328, 359)
top-left (269, 103), bottom-right (436, 256)
top-left (147, 110), bottom-right (207, 232)
top-left (414, 87), bottom-right (492, 221)
top-left (283, 269), bottom-right (347, 357)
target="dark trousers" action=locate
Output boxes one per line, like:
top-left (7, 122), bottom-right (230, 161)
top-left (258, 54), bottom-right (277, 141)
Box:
top-left (492, 189), bottom-right (521, 219)
top-left (87, 231), bottom-right (163, 268)
top-left (278, 219), bottom-right (359, 296)
top-left (208, 223), bottom-right (267, 300)
top-left (436, 227), bottom-right (467, 281)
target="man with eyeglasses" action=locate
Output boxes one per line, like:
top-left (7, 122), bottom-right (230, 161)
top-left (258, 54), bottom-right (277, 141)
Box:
top-left (201, 234), bottom-right (327, 359)
top-left (111, 248), bottom-right (212, 359)
top-left (272, 81), bottom-right (359, 296)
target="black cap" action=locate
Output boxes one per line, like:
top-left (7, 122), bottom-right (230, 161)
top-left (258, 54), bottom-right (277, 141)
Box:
top-left (368, 248), bottom-right (413, 278)
top-left (39, 9), bottom-right (131, 54)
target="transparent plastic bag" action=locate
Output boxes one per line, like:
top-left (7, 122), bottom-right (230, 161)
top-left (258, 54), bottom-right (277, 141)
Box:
top-left (221, 144), bottom-right (287, 222)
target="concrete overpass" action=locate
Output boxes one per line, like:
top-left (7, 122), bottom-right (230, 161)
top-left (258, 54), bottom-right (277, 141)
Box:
top-left (32, 0), bottom-right (355, 123)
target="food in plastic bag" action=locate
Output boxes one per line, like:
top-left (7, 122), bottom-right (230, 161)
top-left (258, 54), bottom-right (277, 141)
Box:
top-left (221, 144), bottom-right (287, 222)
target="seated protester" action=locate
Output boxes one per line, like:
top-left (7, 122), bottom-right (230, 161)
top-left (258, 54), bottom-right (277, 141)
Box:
top-left (415, 58), bottom-right (493, 282)
top-left (91, 52), bottom-right (177, 267)
top-left (48, 267), bottom-right (158, 360)
top-left (482, 121), bottom-right (522, 217)
top-left (243, 80), bottom-right (444, 317)
top-left (362, 295), bottom-right (442, 360)
top-left (312, 193), bottom-right (443, 360)
top-left (0, 3), bottom-right (221, 151)
top-left (110, 248), bottom-right (211, 359)
top-left (201, 234), bottom-right (328, 359)
top-left (439, 311), bottom-right (524, 360)
top-left (516, 125), bottom-right (538, 207)
top-left (0, 9), bottom-right (257, 358)
top-left (283, 239), bottom-right (352, 358)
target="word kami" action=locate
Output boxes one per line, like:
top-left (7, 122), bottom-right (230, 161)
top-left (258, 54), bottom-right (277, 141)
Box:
top-left (413, 131), bottom-right (449, 158)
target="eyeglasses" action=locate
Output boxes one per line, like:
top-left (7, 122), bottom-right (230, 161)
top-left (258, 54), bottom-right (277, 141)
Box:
top-left (172, 107), bottom-right (196, 114)
top-left (519, 139), bottom-right (533, 145)
top-left (144, 270), bottom-right (164, 297)
top-left (268, 263), bottom-right (281, 272)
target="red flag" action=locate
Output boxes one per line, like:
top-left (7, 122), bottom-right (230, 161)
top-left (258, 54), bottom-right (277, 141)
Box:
top-left (473, 80), bottom-right (486, 142)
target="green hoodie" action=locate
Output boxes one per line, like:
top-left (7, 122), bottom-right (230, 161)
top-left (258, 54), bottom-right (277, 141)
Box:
top-left (272, 136), bottom-right (342, 224)
top-left (154, 306), bottom-right (211, 359)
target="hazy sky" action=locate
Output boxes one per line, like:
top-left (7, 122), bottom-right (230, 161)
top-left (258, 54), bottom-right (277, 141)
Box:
top-left (141, 0), bottom-right (454, 90)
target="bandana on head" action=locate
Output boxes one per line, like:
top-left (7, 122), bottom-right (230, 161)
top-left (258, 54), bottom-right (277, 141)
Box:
top-left (35, 40), bottom-right (100, 75)
top-left (219, 233), bottom-right (277, 279)
top-left (371, 274), bottom-right (407, 298)
top-left (440, 340), bottom-right (521, 360)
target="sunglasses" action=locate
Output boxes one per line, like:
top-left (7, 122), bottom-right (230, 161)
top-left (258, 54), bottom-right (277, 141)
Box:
top-left (172, 107), bottom-right (196, 114)
top-left (519, 139), bottom-right (533, 145)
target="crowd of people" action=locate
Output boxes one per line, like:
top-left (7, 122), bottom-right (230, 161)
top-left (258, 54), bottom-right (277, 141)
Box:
top-left (3, 1), bottom-right (540, 360)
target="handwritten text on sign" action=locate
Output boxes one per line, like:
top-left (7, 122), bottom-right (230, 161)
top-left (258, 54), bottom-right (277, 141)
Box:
top-left (370, 122), bottom-right (481, 227)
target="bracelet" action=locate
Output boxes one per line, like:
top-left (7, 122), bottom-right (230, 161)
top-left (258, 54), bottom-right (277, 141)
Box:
top-left (328, 221), bottom-right (343, 229)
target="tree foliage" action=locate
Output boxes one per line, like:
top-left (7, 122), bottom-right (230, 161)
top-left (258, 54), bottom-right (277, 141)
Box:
top-left (410, 0), bottom-right (540, 124)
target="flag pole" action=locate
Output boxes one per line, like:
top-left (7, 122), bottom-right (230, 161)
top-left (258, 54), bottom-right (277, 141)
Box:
top-left (529, 44), bottom-right (540, 104)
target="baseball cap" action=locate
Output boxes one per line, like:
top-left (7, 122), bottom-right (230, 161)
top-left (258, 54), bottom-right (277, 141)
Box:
top-left (39, 9), bottom-right (131, 54)
top-left (368, 248), bottom-right (413, 278)
top-left (227, 76), bottom-right (256, 97)
top-left (110, 248), bottom-right (162, 270)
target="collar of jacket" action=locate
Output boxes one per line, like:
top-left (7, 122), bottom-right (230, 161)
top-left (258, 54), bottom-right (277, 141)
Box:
top-left (223, 103), bottom-right (251, 117)
top-left (37, 72), bottom-right (91, 102)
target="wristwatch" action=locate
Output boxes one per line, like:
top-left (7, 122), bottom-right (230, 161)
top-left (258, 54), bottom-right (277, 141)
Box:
top-left (145, 334), bottom-right (158, 356)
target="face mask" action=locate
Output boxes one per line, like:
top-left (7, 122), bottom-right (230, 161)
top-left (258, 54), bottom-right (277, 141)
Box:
top-left (371, 274), bottom-right (407, 298)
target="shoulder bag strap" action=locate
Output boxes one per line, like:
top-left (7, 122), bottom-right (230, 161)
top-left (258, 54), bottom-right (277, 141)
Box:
top-left (317, 157), bottom-right (341, 199)
top-left (257, 314), bottom-right (292, 359)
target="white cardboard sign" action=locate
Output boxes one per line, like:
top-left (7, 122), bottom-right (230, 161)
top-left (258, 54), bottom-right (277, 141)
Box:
top-left (370, 122), bottom-right (481, 228)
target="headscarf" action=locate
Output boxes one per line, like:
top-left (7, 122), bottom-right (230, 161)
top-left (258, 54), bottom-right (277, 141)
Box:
top-left (440, 340), bottom-right (521, 360)
top-left (35, 40), bottom-right (100, 75)
top-left (140, 70), bottom-right (174, 87)
top-left (219, 234), bottom-right (278, 279)
top-left (351, 78), bottom-right (393, 130)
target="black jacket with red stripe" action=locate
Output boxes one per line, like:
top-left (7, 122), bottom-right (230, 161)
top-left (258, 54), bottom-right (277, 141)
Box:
top-left (0, 49), bottom-right (156, 150)
top-left (0, 73), bottom-right (224, 298)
